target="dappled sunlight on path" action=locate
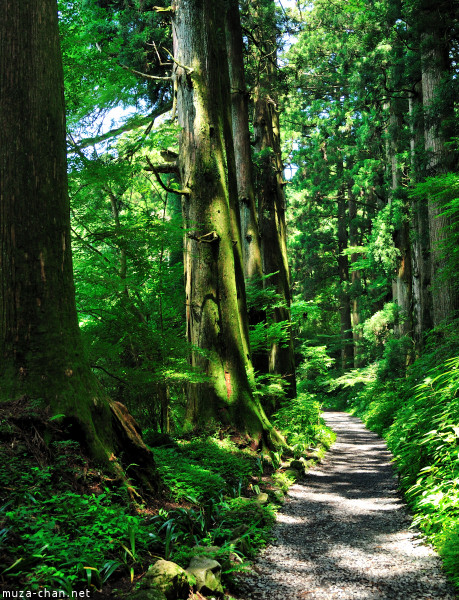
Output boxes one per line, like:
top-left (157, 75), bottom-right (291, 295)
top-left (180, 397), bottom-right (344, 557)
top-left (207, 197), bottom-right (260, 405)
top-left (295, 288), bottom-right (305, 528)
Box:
top-left (234, 412), bottom-right (457, 600)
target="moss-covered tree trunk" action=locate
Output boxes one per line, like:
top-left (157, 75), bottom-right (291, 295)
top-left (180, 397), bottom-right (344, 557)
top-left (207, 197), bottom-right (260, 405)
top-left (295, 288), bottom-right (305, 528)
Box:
top-left (225, 0), bottom-right (268, 375)
top-left (408, 80), bottom-right (433, 348)
top-left (226, 0), bottom-right (263, 283)
top-left (172, 0), bottom-right (280, 444)
top-left (420, 6), bottom-right (458, 326)
top-left (387, 98), bottom-right (413, 339)
top-left (0, 0), bottom-right (158, 488)
top-left (251, 1), bottom-right (296, 399)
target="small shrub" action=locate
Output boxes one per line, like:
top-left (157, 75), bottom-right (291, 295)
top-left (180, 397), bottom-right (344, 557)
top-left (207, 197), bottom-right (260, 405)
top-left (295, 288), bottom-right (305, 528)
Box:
top-left (297, 345), bottom-right (335, 394)
top-left (349, 381), bottom-right (401, 435)
top-left (377, 336), bottom-right (413, 380)
top-left (437, 522), bottom-right (459, 588)
top-left (272, 471), bottom-right (296, 493)
top-left (273, 393), bottom-right (336, 453)
top-left (179, 438), bottom-right (253, 488)
top-left (151, 447), bottom-right (226, 501)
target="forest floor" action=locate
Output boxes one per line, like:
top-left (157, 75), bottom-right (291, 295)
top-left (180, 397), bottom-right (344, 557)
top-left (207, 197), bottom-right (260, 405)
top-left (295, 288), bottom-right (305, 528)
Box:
top-left (232, 411), bottom-right (457, 600)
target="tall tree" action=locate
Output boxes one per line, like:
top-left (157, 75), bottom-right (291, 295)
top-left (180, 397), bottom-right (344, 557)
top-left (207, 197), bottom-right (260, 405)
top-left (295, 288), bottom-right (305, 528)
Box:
top-left (172, 0), bottom-right (280, 445)
top-left (337, 169), bottom-right (354, 369)
top-left (0, 0), bottom-right (157, 486)
top-left (386, 92), bottom-right (413, 339)
top-left (347, 166), bottom-right (364, 367)
top-left (408, 71), bottom-right (433, 347)
top-left (250, 0), bottom-right (297, 397)
top-left (226, 0), bottom-right (263, 283)
top-left (418, 0), bottom-right (458, 326)
top-left (225, 0), bottom-right (271, 378)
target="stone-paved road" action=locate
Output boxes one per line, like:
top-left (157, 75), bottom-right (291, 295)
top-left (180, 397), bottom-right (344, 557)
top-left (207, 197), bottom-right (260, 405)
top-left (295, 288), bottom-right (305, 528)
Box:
top-left (233, 411), bottom-right (457, 600)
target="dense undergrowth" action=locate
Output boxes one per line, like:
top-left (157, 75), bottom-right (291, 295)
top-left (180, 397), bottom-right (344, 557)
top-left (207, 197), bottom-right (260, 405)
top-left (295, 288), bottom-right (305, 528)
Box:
top-left (0, 396), bottom-right (333, 596)
top-left (324, 327), bottom-right (459, 589)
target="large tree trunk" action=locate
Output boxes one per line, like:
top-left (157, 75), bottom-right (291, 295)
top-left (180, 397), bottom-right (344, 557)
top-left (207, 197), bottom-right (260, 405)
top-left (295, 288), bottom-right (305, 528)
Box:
top-left (225, 0), bottom-right (268, 375)
top-left (387, 98), bottom-right (413, 339)
top-left (0, 0), bottom-right (158, 489)
top-left (409, 80), bottom-right (433, 349)
top-left (226, 0), bottom-right (263, 283)
top-left (254, 89), bottom-right (297, 399)
top-left (252, 1), bottom-right (296, 399)
top-left (337, 182), bottom-right (353, 370)
top-left (172, 0), bottom-right (281, 445)
top-left (420, 10), bottom-right (458, 326)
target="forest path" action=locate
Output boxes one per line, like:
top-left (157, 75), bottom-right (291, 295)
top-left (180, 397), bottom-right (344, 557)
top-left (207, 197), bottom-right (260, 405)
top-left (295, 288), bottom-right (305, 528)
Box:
top-left (233, 411), bottom-right (457, 600)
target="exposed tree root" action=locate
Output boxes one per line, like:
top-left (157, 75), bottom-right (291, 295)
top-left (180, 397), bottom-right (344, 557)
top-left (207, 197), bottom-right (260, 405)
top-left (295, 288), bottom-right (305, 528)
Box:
top-left (0, 396), bottom-right (161, 499)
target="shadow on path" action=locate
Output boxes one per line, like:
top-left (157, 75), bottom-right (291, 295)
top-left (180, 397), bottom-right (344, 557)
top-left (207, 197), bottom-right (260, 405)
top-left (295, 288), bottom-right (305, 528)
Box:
top-left (234, 411), bottom-right (457, 600)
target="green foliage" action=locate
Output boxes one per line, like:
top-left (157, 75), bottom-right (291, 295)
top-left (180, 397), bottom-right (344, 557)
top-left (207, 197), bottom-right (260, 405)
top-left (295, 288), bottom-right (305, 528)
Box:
top-left (437, 523), bottom-right (459, 589)
top-left (59, 0), bottom-right (172, 129)
top-left (361, 302), bottom-right (399, 348)
top-left (253, 372), bottom-right (288, 411)
top-left (388, 357), bottom-right (459, 488)
top-left (387, 357), bottom-right (459, 586)
top-left (350, 380), bottom-right (402, 435)
top-left (336, 303), bottom-right (413, 370)
top-left (273, 393), bottom-right (336, 455)
top-left (409, 172), bottom-right (459, 294)
top-left (348, 355), bottom-right (459, 588)
top-left (169, 495), bottom-right (277, 568)
top-left (0, 435), bottom-right (280, 593)
top-left (377, 336), bottom-right (413, 381)
top-left (147, 506), bottom-right (210, 560)
top-left (25, 0), bottom-right (459, 591)
top-left (271, 471), bottom-right (297, 493)
top-left (151, 436), bottom-right (256, 501)
top-left (213, 496), bottom-right (276, 549)
top-left (180, 438), bottom-right (254, 488)
top-left (297, 345), bottom-right (335, 394)
top-left (0, 445), bottom-right (150, 592)
top-left (151, 447), bottom-right (227, 502)
top-left (245, 274), bottom-right (292, 357)
top-left (67, 121), bottom-right (199, 433)
top-left (356, 199), bottom-right (404, 279)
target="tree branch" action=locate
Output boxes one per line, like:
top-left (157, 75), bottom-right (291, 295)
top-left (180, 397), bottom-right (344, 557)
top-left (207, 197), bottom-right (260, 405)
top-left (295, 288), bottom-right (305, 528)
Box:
top-left (162, 47), bottom-right (194, 74)
top-left (146, 156), bottom-right (190, 196)
top-left (91, 364), bottom-right (128, 384)
top-left (188, 230), bottom-right (220, 243)
top-left (69, 102), bottom-right (173, 150)
top-left (119, 63), bottom-right (172, 81)
top-left (145, 162), bottom-right (180, 176)
top-left (153, 5), bottom-right (175, 12)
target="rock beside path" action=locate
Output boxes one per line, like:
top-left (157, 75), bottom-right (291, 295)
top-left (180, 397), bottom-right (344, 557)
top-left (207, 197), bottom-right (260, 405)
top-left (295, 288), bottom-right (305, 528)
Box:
top-left (233, 411), bottom-right (457, 600)
top-left (187, 556), bottom-right (224, 597)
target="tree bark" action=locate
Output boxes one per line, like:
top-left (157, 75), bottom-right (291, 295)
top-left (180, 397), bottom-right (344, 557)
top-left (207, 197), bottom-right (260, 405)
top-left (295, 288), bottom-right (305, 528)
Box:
top-left (0, 0), bottom-right (158, 489)
top-left (252, 0), bottom-right (296, 398)
top-left (225, 0), bottom-right (263, 283)
top-left (409, 80), bottom-right (433, 348)
top-left (172, 0), bottom-right (281, 445)
top-left (348, 180), bottom-right (363, 367)
top-left (225, 0), bottom-right (269, 375)
top-left (387, 98), bottom-right (413, 339)
top-left (337, 182), bottom-right (353, 370)
top-left (420, 9), bottom-right (458, 326)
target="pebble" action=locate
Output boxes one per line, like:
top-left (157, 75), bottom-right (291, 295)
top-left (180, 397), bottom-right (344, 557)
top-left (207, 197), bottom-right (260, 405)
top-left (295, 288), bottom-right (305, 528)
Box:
top-left (233, 412), bottom-right (458, 600)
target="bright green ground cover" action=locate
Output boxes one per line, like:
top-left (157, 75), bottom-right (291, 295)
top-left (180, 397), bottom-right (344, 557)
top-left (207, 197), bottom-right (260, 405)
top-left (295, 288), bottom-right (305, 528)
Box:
top-left (0, 396), bottom-right (333, 594)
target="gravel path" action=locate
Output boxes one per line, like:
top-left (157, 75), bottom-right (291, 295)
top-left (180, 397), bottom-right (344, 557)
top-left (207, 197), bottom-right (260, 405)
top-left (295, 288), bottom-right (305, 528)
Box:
top-left (234, 411), bottom-right (457, 600)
